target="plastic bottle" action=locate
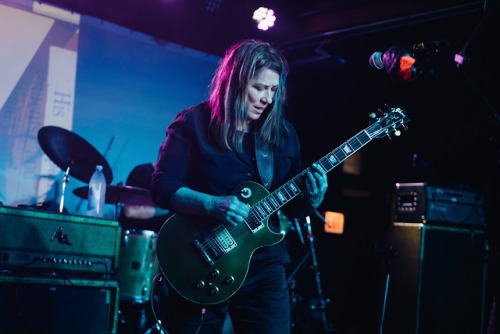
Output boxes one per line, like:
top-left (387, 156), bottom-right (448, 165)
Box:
top-left (87, 165), bottom-right (106, 217)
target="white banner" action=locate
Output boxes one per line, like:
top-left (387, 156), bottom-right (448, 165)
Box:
top-left (37, 46), bottom-right (77, 203)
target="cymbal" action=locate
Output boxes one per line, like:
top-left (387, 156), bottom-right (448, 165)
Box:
top-left (38, 126), bottom-right (113, 184)
top-left (73, 185), bottom-right (154, 206)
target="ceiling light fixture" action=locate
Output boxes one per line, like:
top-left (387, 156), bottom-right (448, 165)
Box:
top-left (252, 7), bottom-right (276, 31)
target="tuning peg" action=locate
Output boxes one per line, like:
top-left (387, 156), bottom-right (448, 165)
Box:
top-left (401, 124), bottom-right (408, 131)
top-left (394, 129), bottom-right (401, 137)
top-left (386, 132), bottom-right (392, 140)
top-left (369, 112), bottom-right (377, 119)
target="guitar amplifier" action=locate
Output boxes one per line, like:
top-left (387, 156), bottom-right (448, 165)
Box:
top-left (382, 223), bottom-right (487, 334)
top-left (0, 206), bottom-right (121, 274)
top-left (394, 182), bottom-right (486, 228)
top-left (0, 273), bottom-right (119, 334)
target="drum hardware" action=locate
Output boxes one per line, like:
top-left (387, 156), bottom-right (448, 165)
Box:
top-left (114, 229), bottom-right (161, 334)
top-left (286, 215), bottom-right (335, 333)
top-left (59, 166), bottom-right (70, 213)
top-left (37, 126), bottom-right (113, 212)
top-left (73, 184), bottom-right (154, 218)
top-left (144, 273), bottom-right (168, 334)
top-left (114, 229), bottom-right (159, 304)
top-left (73, 185), bottom-right (154, 206)
top-left (118, 301), bottom-right (159, 334)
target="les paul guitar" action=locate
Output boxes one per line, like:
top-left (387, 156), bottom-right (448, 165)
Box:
top-left (156, 105), bottom-right (410, 305)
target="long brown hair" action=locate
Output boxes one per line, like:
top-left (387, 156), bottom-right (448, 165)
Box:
top-left (208, 39), bottom-right (290, 152)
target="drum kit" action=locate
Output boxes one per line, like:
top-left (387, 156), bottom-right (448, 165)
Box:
top-left (37, 125), bottom-right (334, 333)
top-left (37, 126), bottom-right (160, 333)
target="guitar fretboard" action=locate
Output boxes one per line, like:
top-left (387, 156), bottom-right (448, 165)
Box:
top-left (245, 124), bottom-right (380, 231)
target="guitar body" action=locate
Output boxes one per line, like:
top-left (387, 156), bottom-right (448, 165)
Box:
top-left (156, 181), bottom-right (284, 305)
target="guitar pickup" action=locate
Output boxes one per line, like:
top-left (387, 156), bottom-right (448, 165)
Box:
top-left (193, 225), bottom-right (237, 266)
top-left (211, 225), bottom-right (237, 253)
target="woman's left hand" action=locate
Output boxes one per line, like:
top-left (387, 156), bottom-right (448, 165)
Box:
top-left (305, 163), bottom-right (328, 209)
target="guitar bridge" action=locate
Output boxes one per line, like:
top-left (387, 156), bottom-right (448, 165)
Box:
top-left (193, 225), bottom-right (237, 266)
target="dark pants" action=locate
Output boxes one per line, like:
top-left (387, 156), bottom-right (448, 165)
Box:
top-left (162, 261), bottom-right (290, 334)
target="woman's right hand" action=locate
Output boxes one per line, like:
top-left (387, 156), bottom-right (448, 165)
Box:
top-left (207, 195), bottom-right (250, 226)
top-left (170, 188), bottom-right (250, 226)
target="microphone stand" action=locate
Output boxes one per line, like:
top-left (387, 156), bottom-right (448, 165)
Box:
top-left (287, 218), bottom-right (307, 331)
top-left (452, 3), bottom-right (500, 125)
top-left (304, 216), bottom-right (335, 332)
top-left (287, 214), bottom-right (335, 332)
top-left (378, 245), bottom-right (397, 334)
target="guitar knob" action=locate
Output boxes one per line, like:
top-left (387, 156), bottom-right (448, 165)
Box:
top-left (223, 276), bottom-right (235, 285)
top-left (208, 286), bottom-right (219, 295)
top-left (195, 280), bottom-right (205, 289)
top-left (209, 269), bottom-right (220, 278)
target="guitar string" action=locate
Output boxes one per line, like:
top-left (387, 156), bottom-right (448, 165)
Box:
top-left (194, 116), bottom-right (395, 251)
top-left (195, 169), bottom-right (312, 252)
top-left (195, 145), bottom-right (352, 253)
top-left (195, 149), bottom-right (356, 255)
top-left (190, 110), bottom-right (406, 255)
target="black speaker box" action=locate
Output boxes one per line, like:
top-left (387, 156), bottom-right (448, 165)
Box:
top-left (382, 223), bottom-right (488, 334)
top-left (0, 274), bottom-right (119, 334)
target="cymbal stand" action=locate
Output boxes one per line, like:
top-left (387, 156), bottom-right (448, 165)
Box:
top-left (59, 166), bottom-right (70, 213)
top-left (114, 202), bottom-right (123, 220)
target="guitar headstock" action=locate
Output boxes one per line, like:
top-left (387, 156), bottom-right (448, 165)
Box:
top-left (368, 104), bottom-right (410, 139)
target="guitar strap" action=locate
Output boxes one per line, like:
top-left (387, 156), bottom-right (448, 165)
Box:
top-left (254, 133), bottom-right (274, 189)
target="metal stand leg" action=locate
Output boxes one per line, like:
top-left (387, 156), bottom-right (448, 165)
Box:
top-left (378, 246), bottom-right (397, 334)
top-left (59, 166), bottom-right (70, 213)
top-left (287, 215), bottom-right (335, 332)
top-left (304, 216), bottom-right (335, 332)
top-left (379, 272), bottom-right (390, 334)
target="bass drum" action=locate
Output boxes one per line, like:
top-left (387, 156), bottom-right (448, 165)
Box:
top-left (115, 229), bottom-right (159, 303)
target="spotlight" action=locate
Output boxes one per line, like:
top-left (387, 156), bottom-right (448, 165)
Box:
top-left (252, 7), bottom-right (276, 31)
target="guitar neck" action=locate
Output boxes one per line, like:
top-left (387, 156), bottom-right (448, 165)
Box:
top-left (246, 127), bottom-right (376, 229)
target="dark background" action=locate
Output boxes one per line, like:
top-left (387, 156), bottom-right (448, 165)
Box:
top-left (39, 0), bottom-right (500, 332)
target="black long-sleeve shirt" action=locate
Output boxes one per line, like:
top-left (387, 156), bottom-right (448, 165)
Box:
top-left (151, 101), bottom-right (305, 263)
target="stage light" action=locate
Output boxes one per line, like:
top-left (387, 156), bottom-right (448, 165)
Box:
top-left (324, 211), bottom-right (344, 234)
top-left (252, 7), bottom-right (276, 31)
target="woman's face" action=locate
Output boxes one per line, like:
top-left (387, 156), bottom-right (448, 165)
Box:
top-left (245, 68), bottom-right (279, 125)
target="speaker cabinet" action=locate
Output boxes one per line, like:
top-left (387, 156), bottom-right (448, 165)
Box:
top-left (382, 223), bottom-right (487, 334)
top-left (0, 274), bottom-right (120, 334)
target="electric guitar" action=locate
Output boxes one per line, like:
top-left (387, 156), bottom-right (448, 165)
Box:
top-left (156, 105), bottom-right (410, 305)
